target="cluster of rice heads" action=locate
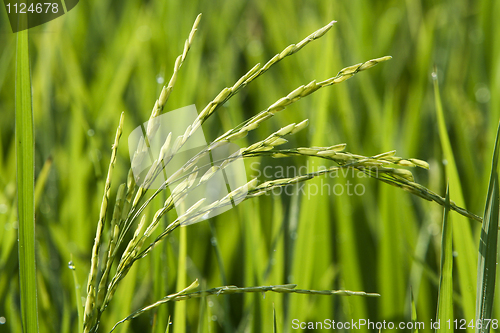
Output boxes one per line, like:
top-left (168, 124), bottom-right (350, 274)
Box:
top-left (81, 14), bottom-right (480, 333)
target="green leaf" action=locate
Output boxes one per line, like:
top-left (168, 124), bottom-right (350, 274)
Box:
top-left (273, 304), bottom-right (278, 333)
top-left (173, 226), bottom-right (187, 333)
top-left (16, 27), bottom-right (39, 333)
top-left (165, 315), bottom-right (171, 333)
top-left (436, 185), bottom-right (453, 333)
top-left (68, 258), bottom-right (82, 333)
top-left (475, 122), bottom-right (500, 333)
top-left (410, 288), bottom-right (419, 333)
top-left (34, 156), bottom-right (52, 212)
top-left (433, 69), bottom-right (477, 321)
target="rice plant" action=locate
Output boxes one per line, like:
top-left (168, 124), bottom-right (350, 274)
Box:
top-left (78, 14), bottom-right (484, 333)
top-left (3, 1), bottom-right (500, 333)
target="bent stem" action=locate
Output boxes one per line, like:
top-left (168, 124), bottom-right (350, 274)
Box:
top-left (109, 280), bottom-right (379, 332)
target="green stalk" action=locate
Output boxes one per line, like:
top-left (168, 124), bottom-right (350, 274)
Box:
top-left (173, 226), bottom-right (187, 333)
top-left (436, 185), bottom-right (453, 333)
top-left (433, 69), bottom-right (477, 322)
top-left (410, 288), bottom-right (419, 333)
top-left (16, 27), bottom-right (39, 333)
top-left (475, 122), bottom-right (500, 333)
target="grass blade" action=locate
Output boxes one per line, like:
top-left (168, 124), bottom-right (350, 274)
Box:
top-left (15, 27), bottom-right (39, 332)
top-left (165, 316), bottom-right (171, 333)
top-left (436, 185), bottom-right (453, 333)
top-left (475, 122), bottom-right (500, 333)
top-left (273, 304), bottom-right (278, 333)
top-left (34, 156), bottom-right (52, 212)
top-left (68, 258), bottom-right (83, 333)
top-left (173, 227), bottom-right (187, 333)
top-left (433, 69), bottom-right (477, 321)
top-left (410, 288), bottom-right (419, 333)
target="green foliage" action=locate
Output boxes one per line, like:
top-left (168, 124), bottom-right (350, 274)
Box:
top-left (15, 27), bottom-right (39, 333)
top-left (475, 122), bottom-right (500, 333)
top-left (436, 186), bottom-right (453, 333)
top-left (433, 70), bottom-right (477, 322)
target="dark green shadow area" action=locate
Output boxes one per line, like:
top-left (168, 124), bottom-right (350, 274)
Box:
top-left (4, 0), bottom-right (79, 32)
top-left (64, 0), bottom-right (77, 11)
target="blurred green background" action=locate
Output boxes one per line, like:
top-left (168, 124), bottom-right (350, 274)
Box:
top-left (1, 0), bottom-right (499, 332)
